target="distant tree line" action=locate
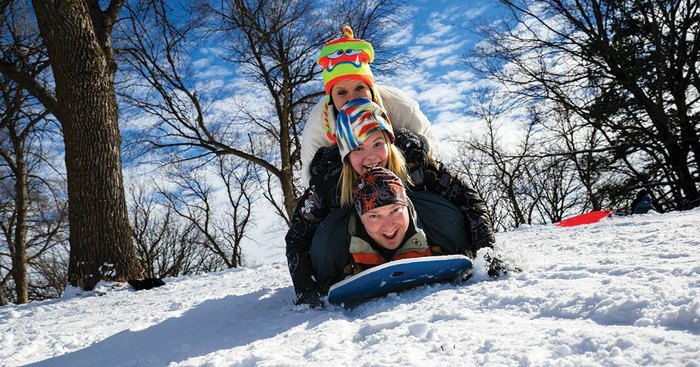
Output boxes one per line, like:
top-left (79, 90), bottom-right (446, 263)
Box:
top-left (459, 0), bottom-right (699, 230)
top-left (0, 0), bottom-right (697, 304)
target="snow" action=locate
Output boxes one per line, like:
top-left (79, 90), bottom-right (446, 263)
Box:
top-left (2, 209), bottom-right (699, 366)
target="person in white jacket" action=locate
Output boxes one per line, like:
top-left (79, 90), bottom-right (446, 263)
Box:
top-left (300, 25), bottom-right (435, 186)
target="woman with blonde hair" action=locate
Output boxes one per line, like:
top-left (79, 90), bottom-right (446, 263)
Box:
top-left (300, 25), bottom-right (435, 187)
top-left (286, 97), bottom-right (496, 307)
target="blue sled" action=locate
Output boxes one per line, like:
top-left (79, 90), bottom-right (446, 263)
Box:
top-left (327, 255), bottom-right (472, 305)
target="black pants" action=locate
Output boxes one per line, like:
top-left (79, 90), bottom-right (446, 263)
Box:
top-left (310, 191), bottom-right (468, 292)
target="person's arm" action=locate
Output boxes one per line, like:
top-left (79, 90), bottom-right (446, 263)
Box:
top-left (423, 160), bottom-right (495, 252)
top-left (285, 158), bottom-right (345, 306)
top-left (379, 85), bottom-right (436, 157)
top-left (285, 184), bottom-right (328, 306)
top-left (394, 129), bottom-right (495, 253)
top-left (300, 100), bottom-right (332, 187)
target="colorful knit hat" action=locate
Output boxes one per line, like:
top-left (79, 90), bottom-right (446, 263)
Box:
top-left (336, 97), bottom-right (395, 162)
top-left (317, 25), bottom-right (375, 96)
top-left (317, 26), bottom-right (381, 144)
top-left (354, 167), bottom-right (408, 217)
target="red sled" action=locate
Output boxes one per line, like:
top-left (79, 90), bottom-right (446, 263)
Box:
top-left (556, 210), bottom-right (613, 227)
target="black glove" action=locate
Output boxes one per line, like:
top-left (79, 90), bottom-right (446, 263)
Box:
top-left (484, 252), bottom-right (521, 278)
top-left (486, 254), bottom-right (504, 278)
top-left (310, 145), bottom-right (341, 178)
top-left (394, 128), bottom-right (426, 165)
top-left (295, 287), bottom-right (325, 308)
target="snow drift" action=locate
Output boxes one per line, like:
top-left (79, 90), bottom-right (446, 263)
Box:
top-left (2, 209), bottom-right (699, 366)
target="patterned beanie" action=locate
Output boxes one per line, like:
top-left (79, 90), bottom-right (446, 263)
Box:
top-left (354, 167), bottom-right (408, 217)
top-left (336, 97), bottom-right (395, 162)
top-left (317, 26), bottom-right (382, 144)
top-left (317, 25), bottom-right (375, 96)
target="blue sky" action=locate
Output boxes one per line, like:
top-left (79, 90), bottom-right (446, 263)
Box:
top-left (182, 0), bottom-right (504, 124)
top-left (171, 1), bottom-right (510, 167)
top-left (118, 0), bottom-right (518, 263)
top-left (122, 0), bottom-right (509, 165)
top-left (376, 0), bottom-right (506, 151)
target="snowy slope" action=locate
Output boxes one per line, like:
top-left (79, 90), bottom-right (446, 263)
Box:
top-left (2, 209), bottom-right (699, 366)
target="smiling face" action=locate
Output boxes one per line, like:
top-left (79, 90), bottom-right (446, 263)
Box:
top-left (347, 131), bottom-right (389, 176)
top-left (359, 203), bottom-right (410, 250)
top-left (331, 79), bottom-right (373, 111)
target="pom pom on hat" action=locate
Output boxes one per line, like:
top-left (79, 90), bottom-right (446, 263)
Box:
top-left (354, 167), bottom-right (408, 217)
top-left (317, 26), bottom-right (375, 96)
top-left (336, 97), bottom-right (394, 162)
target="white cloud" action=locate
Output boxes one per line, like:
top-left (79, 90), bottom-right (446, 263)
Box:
top-left (387, 2), bottom-right (495, 130)
top-left (194, 64), bottom-right (234, 80)
top-left (409, 39), bottom-right (468, 68)
top-left (384, 20), bottom-right (416, 47)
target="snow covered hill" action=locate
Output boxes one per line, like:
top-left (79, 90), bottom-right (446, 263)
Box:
top-left (2, 209), bottom-right (699, 366)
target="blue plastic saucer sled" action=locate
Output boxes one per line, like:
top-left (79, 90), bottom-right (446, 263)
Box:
top-left (327, 255), bottom-right (472, 305)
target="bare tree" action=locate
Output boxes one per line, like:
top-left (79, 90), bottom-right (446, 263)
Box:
top-left (0, 77), bottom-right (39, 303)
top-left (0, 0), bottom-right (141, 290)
top-left (470, 0), bottom-right (700, 210)
top-left (0, 100), bottom-right (68, 305)
top-left (0, 177), bottom-right (69, 305)
top-left (527, 156), bottom-right (583, 223)
top-left (155, 157), bottom-right (256, 269)
top-left (542, 108), bottom-right (607, 210)
top-left (29, 245), bottom-right (68, 301)
top-left (456, 88), bottom-right (542, 229)
top-left (128, 182), bottom-right (220, 277)
top-left (0, 5), bottom-right (68, 304)
top-left (116, 0), bottom-right (406, 224)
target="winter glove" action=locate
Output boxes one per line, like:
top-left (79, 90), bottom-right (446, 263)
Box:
top-left (485, 253), bottom-right (505, 278)
top-left (394, 128), bottom-right (427, 168)
top-left (295, 287), bottom-right (325, 308)
top-left (310, 145), bottom-right (341, 179)
top-left (484, 252), bottom-right (522, 278)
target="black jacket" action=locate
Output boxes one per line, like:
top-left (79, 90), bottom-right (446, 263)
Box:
top-left (285, 129), bottom-right (495, 295)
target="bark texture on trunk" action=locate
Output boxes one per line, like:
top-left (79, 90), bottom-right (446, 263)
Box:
top-left (32, 0), bottom-right (140, 290)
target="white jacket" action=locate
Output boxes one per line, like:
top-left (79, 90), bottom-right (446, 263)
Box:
top-left (300, 85), bottom-right (435, 186)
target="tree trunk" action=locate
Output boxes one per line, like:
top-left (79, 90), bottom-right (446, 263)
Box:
top-left (278, 111), bottom-right (296, 220)
top-left (32, 0), bottom-right (141, 290)
top-left (11, 136), bottom-right (29, 303)
top-left (665, 143), bottom-right (700, 207)
top-left (0, 282), bottom-right (5, 306)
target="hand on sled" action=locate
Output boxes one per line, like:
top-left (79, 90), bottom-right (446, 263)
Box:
top-left (295, 286), bottom-right (325, 308)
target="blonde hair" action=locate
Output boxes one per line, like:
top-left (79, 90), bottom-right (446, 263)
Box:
top-left (339, 134), bottom-right (411, 207)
